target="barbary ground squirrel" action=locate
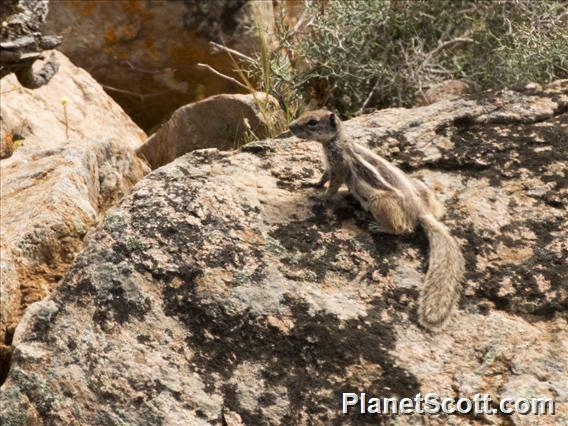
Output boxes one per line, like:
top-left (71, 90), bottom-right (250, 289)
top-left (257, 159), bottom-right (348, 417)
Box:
top-left (289, 110), bottom-right (465, 331)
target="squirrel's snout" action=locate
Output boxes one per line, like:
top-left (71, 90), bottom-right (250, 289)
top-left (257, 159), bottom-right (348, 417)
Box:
top-left (288, 122), bottom-right (303, 138)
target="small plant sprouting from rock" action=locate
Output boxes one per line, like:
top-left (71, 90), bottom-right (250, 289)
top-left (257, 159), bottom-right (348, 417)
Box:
top-left (60, 97), bottom-right (69, 140)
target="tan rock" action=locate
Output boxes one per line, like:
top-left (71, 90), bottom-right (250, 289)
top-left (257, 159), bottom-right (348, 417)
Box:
top-left (416, 79), bottom-right (475, 106)
top-left (0, 51), bottom-right (149, 382)
top-left (136, 92), bottom-right (284, 169)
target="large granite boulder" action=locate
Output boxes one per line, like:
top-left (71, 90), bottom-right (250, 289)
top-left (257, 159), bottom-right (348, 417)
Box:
top-left (1, 82), bottom-right (566, 425)
top-left (0, 51), bottom-right (149, 384)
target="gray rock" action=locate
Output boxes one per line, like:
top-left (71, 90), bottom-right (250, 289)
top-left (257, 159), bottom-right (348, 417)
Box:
top-left (1, 81), bottom-right (566, 425)
top-left (0, 0), bottom-right (62, 88)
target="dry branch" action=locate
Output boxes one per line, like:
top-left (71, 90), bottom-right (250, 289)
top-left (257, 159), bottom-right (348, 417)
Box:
top-left (208, 42), bottom-right (254, 63)
top-left (196, 63), bottom-right (249, 91)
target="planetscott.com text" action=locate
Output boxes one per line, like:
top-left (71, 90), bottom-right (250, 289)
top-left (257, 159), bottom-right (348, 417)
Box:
top-left (342, 392), bottom-right (555, 416)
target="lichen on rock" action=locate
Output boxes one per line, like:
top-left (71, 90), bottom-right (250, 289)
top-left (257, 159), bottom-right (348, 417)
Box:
top-left (1, 81), bottom-right (566, 425)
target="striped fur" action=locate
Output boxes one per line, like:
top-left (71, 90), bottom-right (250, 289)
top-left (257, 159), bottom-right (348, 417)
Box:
top-left (290, 110), bottom-right (465, 331)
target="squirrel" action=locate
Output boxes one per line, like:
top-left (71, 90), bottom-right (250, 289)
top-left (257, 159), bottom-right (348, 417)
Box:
top-left (289, 110), bottom-right (465, 331)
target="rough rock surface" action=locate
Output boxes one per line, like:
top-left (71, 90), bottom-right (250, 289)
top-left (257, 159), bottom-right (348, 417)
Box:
top-left (1, 82), bottom-right (567, 425)
top-left (0, 0), bottom-right (61, 88)
top-left (0, 51), bottom-right (149, 383)
top-left (0, 132), bottom-right (15, 159)
top-left (43, 0), bottom-right (275, 132)
top-left (137, 92), bottom-right (284, 169)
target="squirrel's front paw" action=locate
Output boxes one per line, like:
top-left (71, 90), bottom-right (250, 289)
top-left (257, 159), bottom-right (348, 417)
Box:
top-left (309, 192), bottom-right (333, 205)
top-left (312, 179), bottom-right (327, 189)
top-left (302, 180), bottom-right (326, 189)
top-left (323, 193), bottom-right (341, 205)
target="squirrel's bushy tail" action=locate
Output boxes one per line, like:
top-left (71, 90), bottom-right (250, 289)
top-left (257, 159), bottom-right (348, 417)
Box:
top-left (417, 213), bottom-right (465, 331)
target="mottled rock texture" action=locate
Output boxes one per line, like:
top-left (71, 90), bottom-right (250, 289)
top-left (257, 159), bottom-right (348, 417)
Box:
top-left (137, 92), bottom-right (284, 169)
top-left (0, 0), bottom-right (61, 88)
top-left (43, 0), bottom-right (274, 132)
top-left (0, 51), bottom-right (149, 383)
top-left (1, 82), bottom-right (566, 425)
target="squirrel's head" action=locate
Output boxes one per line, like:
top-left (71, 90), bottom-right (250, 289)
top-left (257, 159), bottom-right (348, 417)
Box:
top-left (289, 109), bottom-right (341, 143)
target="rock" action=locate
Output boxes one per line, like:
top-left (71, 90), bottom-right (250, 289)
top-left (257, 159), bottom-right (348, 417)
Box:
top-left (1, 81), bottom-right (566, 424)
top-left (0, 0), bottom-right (62, 88)
top-left (0, 50), bottom-right (149, 383)
top-left (136, 92), bottom-right (284, 169)
top-left (0, 132), bottom-right (15, 159)
top-left (415, 79), bottom-right (475, 106)
top-left (0, 51), bottom-right (147, 150)
top-left (43, 0), bottom-right (275, 132)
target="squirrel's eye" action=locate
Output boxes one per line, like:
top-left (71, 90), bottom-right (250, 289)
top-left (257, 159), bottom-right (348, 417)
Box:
top-left (307, 120), bottom-right (318, 127)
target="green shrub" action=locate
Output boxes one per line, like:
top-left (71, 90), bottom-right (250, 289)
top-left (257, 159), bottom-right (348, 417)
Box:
top-left (247, 0), bottom-right (568, 118)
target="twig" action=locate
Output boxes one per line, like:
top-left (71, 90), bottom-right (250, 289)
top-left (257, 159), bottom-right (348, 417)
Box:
top-left (196, 63), bottom-right (249, 91)
top-left (285, 3), bottom-right (316, 40)
top-left (208, 41), bottom-right (254, 63)
top-left (62, 98), bottom-right (69, 139)
top-left (118, 60), bottom-right (163, 75)
top-left (90, 60), bottom-right (162, 75)
top-left (356, 80), bottom-right (380, 115)
top-left (422, 37), bottom-right (475, 67)
top-left (101, 84), bottom-right (170, 100)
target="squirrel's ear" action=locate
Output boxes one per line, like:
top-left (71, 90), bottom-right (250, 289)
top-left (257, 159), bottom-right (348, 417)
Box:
top-left (329, 113), bottom-right (337, 128)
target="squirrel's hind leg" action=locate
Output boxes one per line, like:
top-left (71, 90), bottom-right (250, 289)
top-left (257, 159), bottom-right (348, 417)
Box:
top-left (414, 179), bottom-right (445, 219)
top-left (369, 190), bottom-right (415, 235)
